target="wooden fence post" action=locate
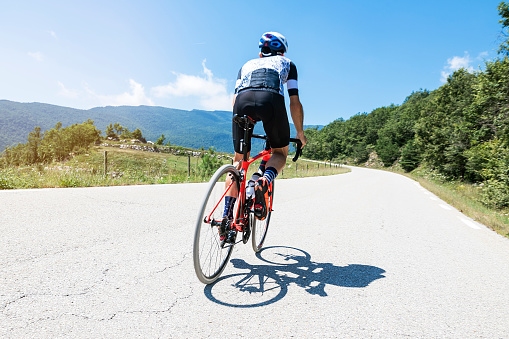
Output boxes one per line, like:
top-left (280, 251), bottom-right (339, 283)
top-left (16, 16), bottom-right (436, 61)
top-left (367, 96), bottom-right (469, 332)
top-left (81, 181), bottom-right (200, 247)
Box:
top-left (104, 151), bottom-right (107, 176)
top-left (187, 156), bottom-right (191, 177)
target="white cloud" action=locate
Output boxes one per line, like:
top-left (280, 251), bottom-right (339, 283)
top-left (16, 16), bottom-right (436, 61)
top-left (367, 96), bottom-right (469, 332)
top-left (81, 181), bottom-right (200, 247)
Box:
top-left (440, 52), bottom-right (483, 83)
top-left (57, 81), bottom-right (78, 99)
top-left (448, 55), bottom-right (473, 71)
top-left (87, 79), bottom-right (154, 107)
top-left (28, 51), bottom-right (43, 61)
top-left (51, 61), bottom-right (233, 110)
top-left (152, 59), bottom-right (233, 111)
top-left (477, 51), bottom-right (489, 59)
top-left (49, 30), bottom-right (57, 39)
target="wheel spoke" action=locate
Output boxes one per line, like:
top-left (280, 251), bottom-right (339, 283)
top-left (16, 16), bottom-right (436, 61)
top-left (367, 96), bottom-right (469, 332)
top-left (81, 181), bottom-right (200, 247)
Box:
top-left (193, 165), bottom-right (238, 284)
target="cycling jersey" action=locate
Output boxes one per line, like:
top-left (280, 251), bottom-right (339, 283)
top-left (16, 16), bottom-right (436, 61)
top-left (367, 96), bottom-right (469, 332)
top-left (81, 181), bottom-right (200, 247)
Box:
top-left (235, 56), bottom-right (298, 97)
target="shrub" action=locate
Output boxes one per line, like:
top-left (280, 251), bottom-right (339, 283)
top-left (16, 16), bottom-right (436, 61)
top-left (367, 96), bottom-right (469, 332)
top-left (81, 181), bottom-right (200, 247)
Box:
top-left (400, 140), bottom-right (421, 172)
top-left (198, 148), bottom-right (222, 176)
top-left (482, 179), bottom-right (509, 208)
top-left (466, 139), bottom-right (509, 208)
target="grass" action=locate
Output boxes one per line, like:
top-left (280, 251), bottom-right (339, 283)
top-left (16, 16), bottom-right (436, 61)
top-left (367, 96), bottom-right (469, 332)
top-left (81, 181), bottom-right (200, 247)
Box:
top-left (0, 145), bottom-right (349, 189)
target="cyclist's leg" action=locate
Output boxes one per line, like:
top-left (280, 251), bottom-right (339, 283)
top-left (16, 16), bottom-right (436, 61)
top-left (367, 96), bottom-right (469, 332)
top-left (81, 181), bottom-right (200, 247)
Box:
top-left (265, 146), bottom-right (289, 173)
top-left (258, 91), bottom-right (290, 183)
top-left (225, 152), bottom-right (244, 196)
top-left (254, 92), bottom-right (290, 219)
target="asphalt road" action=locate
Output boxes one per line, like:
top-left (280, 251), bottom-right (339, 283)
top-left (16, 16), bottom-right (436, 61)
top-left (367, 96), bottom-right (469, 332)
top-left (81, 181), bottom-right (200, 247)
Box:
top-left (1, 166), bottom-right (509, 338)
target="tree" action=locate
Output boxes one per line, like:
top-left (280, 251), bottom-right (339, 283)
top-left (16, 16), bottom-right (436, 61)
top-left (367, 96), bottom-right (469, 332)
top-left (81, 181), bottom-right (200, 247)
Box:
top-left (376, 135), bottom-right (399, 166)
top-left (105, 123), bottom-right (117, 138)
top-left (415, 69), bottom-right (476, 177)
top-left (498, 2), bottom-right (509, 56)
top-left (400, 140), bottom-right (421, 172)
top-left (156, 134), bottom-right (166, 145)
top-left (132, 128), bottom-right (146, 143)
top-left (470, 57), bottom-right (509, 146)
top-left (113, 123), bottom-right (124, 136)
top-left (27, 126), bottom-right (42, 164)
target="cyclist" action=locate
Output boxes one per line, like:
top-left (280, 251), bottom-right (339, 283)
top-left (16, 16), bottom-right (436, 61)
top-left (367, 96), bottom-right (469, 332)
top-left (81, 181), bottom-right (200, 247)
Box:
top-left (222, 31), bottom-right (307, 227)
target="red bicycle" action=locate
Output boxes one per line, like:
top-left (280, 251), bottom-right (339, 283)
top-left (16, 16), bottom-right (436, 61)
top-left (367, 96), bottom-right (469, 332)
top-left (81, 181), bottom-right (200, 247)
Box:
top-left (193, 115), bottom-right (302, 284)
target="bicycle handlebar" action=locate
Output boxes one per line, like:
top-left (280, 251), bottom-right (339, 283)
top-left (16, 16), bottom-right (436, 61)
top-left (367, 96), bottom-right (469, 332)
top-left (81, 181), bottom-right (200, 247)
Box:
top-left (252, 134), bottom-right (303, 162)
top-left (290, 138), bottom-right (303, 162)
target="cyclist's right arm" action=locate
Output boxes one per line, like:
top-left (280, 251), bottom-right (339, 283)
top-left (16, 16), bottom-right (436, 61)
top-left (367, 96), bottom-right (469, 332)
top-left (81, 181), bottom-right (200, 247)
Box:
top-left (289, 95), bottom-right (307, 147)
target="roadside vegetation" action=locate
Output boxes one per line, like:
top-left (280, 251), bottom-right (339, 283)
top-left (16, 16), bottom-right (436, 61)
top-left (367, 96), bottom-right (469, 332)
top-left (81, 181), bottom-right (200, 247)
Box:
top-left (0, 120), bottom-right (348, 190)
top-left (0, 145), bottom-right (227, 188)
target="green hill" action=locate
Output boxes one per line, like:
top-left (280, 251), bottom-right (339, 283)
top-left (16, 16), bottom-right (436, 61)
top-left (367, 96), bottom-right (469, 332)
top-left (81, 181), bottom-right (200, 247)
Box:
top-left (0, 100), bottom-right (317, 153)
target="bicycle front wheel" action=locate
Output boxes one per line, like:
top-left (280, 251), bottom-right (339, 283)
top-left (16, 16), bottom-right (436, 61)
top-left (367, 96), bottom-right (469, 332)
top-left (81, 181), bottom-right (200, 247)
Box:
top-left (252, 180), bottom-right (274, 253)
top-left (193, 164), bottom-right (240, 284)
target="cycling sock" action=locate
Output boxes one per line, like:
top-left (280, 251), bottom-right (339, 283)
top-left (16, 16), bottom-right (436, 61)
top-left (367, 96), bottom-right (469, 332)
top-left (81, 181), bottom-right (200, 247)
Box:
top-left (223, 196), bottom-right (236, 219)
top-left (262, 166), bottom-right (278, 184)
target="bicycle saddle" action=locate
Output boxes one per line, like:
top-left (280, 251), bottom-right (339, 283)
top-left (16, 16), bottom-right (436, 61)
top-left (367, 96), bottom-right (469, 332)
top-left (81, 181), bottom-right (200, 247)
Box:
top-left (232, 114), bottom-right (257, 128)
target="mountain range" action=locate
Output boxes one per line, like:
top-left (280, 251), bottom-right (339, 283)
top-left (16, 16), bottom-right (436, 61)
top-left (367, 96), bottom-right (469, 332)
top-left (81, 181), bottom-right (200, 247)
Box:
top-left (0, 100), bottom-right (320, 153)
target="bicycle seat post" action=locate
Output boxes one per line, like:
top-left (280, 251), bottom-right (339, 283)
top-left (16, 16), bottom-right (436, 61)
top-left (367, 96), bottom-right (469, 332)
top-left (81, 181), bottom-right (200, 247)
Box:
top-left (242, 119), bottom-right (250, 162)
top-left (233, 114), bottom-right (256, 163)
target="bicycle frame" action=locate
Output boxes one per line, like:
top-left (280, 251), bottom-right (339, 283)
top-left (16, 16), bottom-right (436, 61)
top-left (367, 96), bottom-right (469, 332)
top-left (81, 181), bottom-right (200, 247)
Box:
top-left (203, 138), bottom-right (271, 234)
top-left (231, 147), bottom-right (272, 233)
top-left (204, 148), bottom-right (272, 231)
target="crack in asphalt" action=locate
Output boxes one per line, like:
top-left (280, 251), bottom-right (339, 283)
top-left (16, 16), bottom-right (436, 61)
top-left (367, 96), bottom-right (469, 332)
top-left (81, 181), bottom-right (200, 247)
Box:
top-left (0, 294), bottom-right (27, 310)
top-left (2, 238), bottom-right (114, 268)
top-left (1, 255), bottom-right (194, 328)
top-left (1, 267), bottom-right (112, 312)
top-left (155, 252), bottom-right (190, 274)
top-left (104, 288), bottom-right (195, 320)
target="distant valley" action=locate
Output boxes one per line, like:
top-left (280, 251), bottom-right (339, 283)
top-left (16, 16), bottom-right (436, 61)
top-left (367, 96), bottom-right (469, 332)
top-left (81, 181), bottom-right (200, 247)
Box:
top-left (0, 100), bottom-right (320, 153)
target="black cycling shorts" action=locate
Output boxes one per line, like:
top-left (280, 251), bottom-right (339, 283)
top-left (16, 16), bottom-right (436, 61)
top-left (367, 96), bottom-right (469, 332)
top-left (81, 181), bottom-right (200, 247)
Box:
top-left (232, 90), bottom-right (290, 153)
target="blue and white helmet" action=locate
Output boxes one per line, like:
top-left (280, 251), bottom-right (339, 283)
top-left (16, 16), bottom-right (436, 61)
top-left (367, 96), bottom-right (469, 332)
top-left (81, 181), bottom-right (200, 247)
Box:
top-left (259, 31), bottom-right (288, 54)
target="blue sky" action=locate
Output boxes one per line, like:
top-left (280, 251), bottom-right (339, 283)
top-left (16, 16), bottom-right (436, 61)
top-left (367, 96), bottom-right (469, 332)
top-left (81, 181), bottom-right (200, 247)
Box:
top-left (0, 0), bottom-right (504, 125)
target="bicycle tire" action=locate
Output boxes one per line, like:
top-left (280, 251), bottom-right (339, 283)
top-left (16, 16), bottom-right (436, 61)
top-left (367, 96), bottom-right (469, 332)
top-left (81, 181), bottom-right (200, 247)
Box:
top-left (193, 164), bottom-right (240, 284)
top-left (252, 180), bottom-right (274, 253)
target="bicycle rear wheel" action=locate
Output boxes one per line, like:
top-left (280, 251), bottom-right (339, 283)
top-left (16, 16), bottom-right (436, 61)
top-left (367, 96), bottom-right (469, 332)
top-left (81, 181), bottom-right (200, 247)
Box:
top-left (252, 180), bottom-right (274, 253)
top-left (193, 164), bottom-right (240, 284)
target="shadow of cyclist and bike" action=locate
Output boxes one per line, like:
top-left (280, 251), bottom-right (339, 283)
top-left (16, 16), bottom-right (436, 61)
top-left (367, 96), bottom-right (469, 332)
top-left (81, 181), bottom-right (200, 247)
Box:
top-left (204, 246), bottom-right (386, 308)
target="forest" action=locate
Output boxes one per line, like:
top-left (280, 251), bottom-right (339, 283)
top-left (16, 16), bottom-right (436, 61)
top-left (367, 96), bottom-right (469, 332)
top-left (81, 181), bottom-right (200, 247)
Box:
top-left (302, 2), bottom-right (509, 209)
